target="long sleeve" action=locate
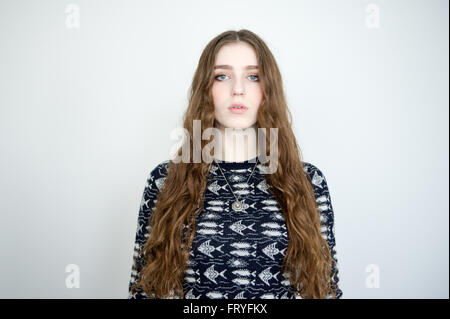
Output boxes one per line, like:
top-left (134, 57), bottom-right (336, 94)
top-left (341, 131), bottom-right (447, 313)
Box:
top-left (128, 161), bottom-right (169, 299)
top-left (304, 162), bottom-right (343, 299)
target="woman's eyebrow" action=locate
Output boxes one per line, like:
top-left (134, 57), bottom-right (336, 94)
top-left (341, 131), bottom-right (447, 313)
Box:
top-left (214, 65), bottom-right (258, 70)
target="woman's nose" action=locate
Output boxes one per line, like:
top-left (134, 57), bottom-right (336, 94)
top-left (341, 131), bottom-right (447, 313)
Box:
top-left (232, 81), bottom-right (244, 96)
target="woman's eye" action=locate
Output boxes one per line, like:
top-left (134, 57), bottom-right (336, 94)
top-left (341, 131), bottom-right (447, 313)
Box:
top-left (248, 75), bottom-right (259, 81)
top-left (215, 74), bottom-right (228, 81)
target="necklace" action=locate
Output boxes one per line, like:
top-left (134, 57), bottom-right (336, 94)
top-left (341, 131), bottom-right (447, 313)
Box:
top-left (213, 157), bottom-right (259, 212)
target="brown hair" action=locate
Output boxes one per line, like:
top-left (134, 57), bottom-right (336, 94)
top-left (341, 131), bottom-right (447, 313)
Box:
top-left (130, 29), bottom-right (338, 299)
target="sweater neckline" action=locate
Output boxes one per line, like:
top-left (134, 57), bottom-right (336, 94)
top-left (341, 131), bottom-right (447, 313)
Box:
top-left (212, 156), bottom-right (259, 170)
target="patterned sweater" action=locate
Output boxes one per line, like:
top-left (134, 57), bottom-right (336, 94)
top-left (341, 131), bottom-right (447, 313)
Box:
top-left (128, 157), bottom-right (343, 299)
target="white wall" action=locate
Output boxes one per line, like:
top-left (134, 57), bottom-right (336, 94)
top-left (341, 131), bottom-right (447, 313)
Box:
top-left (0, 0), bottom-right (447, 298)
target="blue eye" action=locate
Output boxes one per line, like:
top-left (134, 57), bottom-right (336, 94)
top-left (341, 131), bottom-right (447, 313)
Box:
top-left (215, 74), bottom-right (228, 81)
top-left (249, 75), bottom-right (259, 81)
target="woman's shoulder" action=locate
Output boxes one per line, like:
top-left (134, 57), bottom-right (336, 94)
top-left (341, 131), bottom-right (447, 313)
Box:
top-left (302, 161), bottom-right (328, 190)
top-left (149, 159), bottom-right (171, 177)
top-left (144, 160), bottom-right (171, 191)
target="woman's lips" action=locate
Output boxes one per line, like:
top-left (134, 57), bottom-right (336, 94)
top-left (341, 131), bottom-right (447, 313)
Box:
top-left (228, 106), bottom-right (248, 114)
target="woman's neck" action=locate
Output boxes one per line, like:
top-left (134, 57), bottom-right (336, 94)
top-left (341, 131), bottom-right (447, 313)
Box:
top-left (213, 123), bottom-right (259, 162)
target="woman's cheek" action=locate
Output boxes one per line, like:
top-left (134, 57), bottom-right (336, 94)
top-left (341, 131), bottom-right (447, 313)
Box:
top-left (212, 84), bottom-right (227, 103)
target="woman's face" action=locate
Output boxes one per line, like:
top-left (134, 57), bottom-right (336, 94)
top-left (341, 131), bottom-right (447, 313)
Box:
top-left (211, 42), bottom-right (263, 131)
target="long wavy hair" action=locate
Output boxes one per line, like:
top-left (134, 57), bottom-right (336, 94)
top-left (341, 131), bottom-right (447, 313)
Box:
top-left (130, 29), bottom-right (338, 299)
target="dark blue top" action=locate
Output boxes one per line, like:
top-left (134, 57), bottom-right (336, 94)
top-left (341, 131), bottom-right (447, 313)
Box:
top-left (128, 158), bottom-right (343, 299)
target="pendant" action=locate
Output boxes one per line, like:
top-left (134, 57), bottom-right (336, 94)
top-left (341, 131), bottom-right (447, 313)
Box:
top-left (232, 200), bottom-right (243, 212)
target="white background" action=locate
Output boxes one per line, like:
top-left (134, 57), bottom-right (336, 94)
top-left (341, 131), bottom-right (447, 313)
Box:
top-left (0, 0), bottom-right (448, 298)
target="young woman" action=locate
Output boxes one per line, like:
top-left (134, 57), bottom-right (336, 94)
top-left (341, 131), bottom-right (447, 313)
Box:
top-left (128, 29), bottom-right (343, 299)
